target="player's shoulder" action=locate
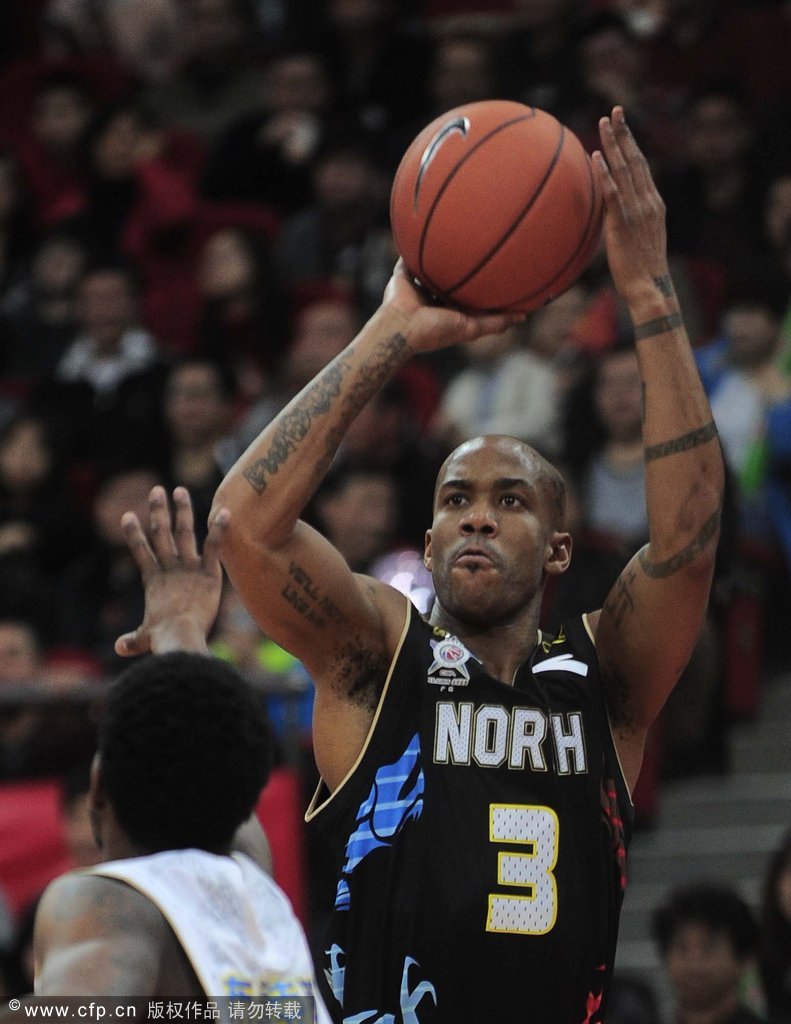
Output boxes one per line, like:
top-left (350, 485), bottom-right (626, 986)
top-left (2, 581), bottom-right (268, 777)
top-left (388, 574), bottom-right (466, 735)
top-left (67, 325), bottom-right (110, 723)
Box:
top-left (353, 572), bottom-right (412, 640)
top-left (38, 869), bottom-right (166, 942)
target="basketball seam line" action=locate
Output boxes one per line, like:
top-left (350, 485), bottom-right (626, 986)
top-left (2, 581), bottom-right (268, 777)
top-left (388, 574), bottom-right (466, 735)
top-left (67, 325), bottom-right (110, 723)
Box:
top-left (416, 112), bottom-right (539, 294)
top-left (500, 145), bottom-right (602, 311)
top-left (443, 124), bottom-right (567, 298)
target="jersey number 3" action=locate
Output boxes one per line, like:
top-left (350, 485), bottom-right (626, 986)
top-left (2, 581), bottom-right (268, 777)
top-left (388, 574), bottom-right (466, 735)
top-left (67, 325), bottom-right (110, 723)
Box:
top-left (486, 803), bottom-right (559, 935)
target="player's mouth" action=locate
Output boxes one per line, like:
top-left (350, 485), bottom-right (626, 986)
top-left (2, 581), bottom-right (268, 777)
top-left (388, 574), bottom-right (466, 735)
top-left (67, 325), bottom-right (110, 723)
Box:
top-left (453, 545), bottom-right (497, 570)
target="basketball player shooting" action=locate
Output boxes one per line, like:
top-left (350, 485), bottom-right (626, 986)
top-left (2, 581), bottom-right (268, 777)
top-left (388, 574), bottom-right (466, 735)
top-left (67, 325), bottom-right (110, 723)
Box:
top-left (212, 108), bottom-right (725, 1023)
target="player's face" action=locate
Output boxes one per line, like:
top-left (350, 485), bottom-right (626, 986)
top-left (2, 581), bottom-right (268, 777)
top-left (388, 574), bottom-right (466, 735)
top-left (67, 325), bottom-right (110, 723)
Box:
top-left (424, 437), bottom-right (569, 627)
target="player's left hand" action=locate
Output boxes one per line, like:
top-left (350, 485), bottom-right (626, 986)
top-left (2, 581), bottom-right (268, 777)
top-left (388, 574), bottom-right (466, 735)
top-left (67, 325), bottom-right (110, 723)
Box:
top-left (115, 485), bottom-right (229, 657)
top-left (593, 106), bottom-right (672, 307)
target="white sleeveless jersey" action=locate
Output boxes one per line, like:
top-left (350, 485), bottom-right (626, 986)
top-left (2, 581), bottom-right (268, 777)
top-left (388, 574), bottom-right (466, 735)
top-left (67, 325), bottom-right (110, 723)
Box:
top-left (91, 849), bottom-right (331, 1021)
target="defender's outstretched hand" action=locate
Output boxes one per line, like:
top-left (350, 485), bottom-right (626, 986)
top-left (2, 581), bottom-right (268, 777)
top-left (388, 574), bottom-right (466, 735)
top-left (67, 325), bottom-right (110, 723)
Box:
top-left (593, 106), bottom-right (672, 308)
top-left (115, 485), bottom-right (230, 657)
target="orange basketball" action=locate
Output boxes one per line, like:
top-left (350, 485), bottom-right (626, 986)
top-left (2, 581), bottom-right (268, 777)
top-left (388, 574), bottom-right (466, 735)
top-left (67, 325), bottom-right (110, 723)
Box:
top-left (389, 100), bottom-right (603, 313)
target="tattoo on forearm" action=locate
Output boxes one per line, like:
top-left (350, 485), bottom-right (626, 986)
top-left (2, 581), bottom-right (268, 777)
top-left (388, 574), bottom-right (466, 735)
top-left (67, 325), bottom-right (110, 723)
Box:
top-left (602, 568), bottom-right (637, 630)
top-left (652, 274), bottom-right (675, 299)
top-left (243, 333), bottom-right (409, 494)
top-left (322, 332), bottom-right (409, 464)
top-left (633, 312), bottom-right (683, 341)
top-left (644, 421), bottom-right (718, 462)
top-left (281, 562), bottom-right (347, 629)
top-left (637, 509), bottom-right (721, 578)
top-left (244, 362), bottom-right (347, 493)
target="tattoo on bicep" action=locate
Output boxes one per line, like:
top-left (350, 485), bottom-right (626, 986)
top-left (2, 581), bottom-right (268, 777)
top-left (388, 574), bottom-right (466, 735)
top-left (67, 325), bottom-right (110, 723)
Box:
top-left (637, 509), bottom-right (721, 578)
top-left (243, 334), bottom-right (409, 494)
top-left (652, 274), bottom-right (675, 299)
top-left (633, 312), bottom-right (683, 341)
top-left (281, 561), bottom-right (348, 630)
top-left (644, 421), bottom-right (718, 462)
top-left (602, 568), bottom-right (637, 630)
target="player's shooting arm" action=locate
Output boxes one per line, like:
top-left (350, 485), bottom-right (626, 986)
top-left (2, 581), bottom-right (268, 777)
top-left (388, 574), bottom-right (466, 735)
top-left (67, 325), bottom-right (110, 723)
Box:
top-left (212, 270), bottom-right (521, 687)
top-left (589, 108), bottom-right (725, 788)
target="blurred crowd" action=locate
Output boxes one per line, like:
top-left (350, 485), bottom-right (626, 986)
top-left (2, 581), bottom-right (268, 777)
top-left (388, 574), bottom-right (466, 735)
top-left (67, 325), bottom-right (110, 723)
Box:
top-left (0, 0), bottom-right (789, 1017)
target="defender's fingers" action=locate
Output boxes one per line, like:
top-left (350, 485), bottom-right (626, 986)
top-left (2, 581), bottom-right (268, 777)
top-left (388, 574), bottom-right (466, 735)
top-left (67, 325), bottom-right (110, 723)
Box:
top-left (172, 486), bottom-right (200, 566)
top-left (202, 506), bottom-right (230, 573)
top-left (147, 485), bottom-right (179, 567)
top-left (592, 150), bottom-right (621, 215)
top-left (121, 511), bottom-right (158, 581)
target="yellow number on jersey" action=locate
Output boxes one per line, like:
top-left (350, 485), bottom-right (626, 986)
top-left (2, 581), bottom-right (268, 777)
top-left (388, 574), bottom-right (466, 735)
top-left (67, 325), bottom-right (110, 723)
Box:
top-left (486, 803), bottom-right (558, 935)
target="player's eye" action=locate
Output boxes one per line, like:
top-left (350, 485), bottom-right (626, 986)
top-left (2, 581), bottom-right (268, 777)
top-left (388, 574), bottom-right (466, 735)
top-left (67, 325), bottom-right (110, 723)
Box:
top-left (501, 494), bottom-right (522, 507)
top-left (446, 493), bottom-right (467, 506)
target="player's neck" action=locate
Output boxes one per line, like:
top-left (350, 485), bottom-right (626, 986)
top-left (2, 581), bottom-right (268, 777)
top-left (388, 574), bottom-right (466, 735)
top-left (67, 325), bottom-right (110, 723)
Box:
top-left (428, 603), bottom-right (541, 685)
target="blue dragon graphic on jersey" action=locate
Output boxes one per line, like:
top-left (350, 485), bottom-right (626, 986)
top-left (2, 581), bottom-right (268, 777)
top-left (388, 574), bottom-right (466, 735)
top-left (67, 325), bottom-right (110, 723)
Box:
top-left (335, 733), bottom-right (424, 911)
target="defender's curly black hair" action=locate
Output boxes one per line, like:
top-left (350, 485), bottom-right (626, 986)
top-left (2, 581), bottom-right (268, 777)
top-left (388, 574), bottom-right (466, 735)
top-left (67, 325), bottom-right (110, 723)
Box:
top-left (98, 652), bottom-right (272, 854)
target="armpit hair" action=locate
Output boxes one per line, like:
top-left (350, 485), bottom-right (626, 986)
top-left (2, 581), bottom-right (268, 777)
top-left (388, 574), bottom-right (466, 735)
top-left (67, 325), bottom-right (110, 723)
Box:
top-left (333, 639), bottom-right (390, 711)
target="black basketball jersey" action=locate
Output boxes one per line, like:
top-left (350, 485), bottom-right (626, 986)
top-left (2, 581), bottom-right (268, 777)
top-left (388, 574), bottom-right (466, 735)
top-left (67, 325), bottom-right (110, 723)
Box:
top-left (307, 603), bottom-right (633, 1024)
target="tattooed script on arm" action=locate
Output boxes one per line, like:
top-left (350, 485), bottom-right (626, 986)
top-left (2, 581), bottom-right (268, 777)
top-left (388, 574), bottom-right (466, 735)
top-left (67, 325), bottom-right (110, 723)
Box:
top-left (244, 333), bottom-right (408, 494)
top-left (281, 562), bottom-right (347, 630)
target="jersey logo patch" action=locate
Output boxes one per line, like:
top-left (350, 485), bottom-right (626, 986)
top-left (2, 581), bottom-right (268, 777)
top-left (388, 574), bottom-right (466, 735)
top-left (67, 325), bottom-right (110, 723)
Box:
top-left (532, 653), bottom-right (589, 677)
top-left (427, 636), bottom-right (474, 690)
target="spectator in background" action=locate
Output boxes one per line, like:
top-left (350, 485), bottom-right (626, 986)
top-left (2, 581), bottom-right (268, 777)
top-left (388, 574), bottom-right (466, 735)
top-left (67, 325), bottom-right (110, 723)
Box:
top-left (55, 463), bottom-right (162, 671)
top-left (43, 0), bottom-right (182, 86)
top-left (660, 82), bottom-right (776, 300)
top-left (387, 31), bottom-right (503, 173)
top-left (271, 135), bottom-right (393, 316)
top-left (566, 12), bottom-right (676, 172)
top-left (652, 881), bottom-right (768, 1024)
top-left (0, 230), bottom-right (87, 386)
top-left (430, 322), bottom-right (561, 458)
top-left (563, 344), bottom-right (647, 558)
top-left (62, 98), bottom-right (201, 271)
top-left (312, 463), bottom-right (401, 574)
top-left (14, 70), bottom-right (94, 226)
top-left (496, 0), bottom-right (586, 122)
top-left (194, 224), bottom-right (288, 406)
top-left (0, 618), bottom-right (96, 780)
top-left (0, 410), bottom-right (92, 583)
top-left (42, 260), bottom-right (168, 474)
top-left (563, 343), bottom-right (731, 778)
top-left (140, 0), bottom-right (270, 142)
top-left (334, 378), bottom-right (445, 551)
top-left (201, 47), bottom-right (337, 218)
top-left (695, 284), bottom-right (791, 548)
top-left (154, 356), bottom-right (239, 544)
top-left (644, 0), bottom-right (791, 117)
top-left (762, 172), bottom-right (791, 348)
top-left (316, 0), bottom-right (431, 140)
top-left (759, 829), bottom-right (791, 1024)
top-left (0, 151), bottom-right (34, 308)
top-left (523, 281), bottom-right (591, 402)
top-left (235, 287), bottom-right (360, 451)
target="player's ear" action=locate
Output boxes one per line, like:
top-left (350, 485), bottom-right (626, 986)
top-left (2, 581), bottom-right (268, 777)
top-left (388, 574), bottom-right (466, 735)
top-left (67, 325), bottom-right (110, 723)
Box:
top-left (545, 531), bottom-right (572, 576)
top-left (88, 753), bottom-right (107, 850)
top-left (423, 529), bottom-right (433, 572)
